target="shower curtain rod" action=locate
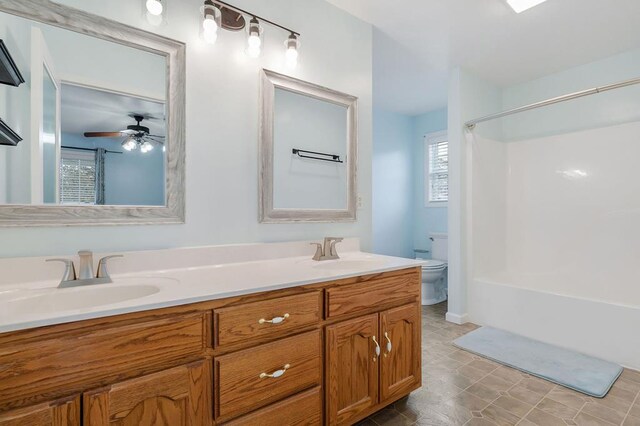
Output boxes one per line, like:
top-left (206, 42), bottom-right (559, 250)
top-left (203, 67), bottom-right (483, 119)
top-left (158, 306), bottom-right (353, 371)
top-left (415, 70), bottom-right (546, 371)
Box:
top-left (465, 76), bottom-right (640, 129)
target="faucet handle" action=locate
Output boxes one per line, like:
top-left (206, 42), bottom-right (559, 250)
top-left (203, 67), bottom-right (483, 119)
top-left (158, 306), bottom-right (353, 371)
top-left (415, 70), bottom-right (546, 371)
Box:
top-left (46, 258), bottom-right (77, 282)
top-left (310, 243), bottom-right (323, 261)
top-left (97, 255), bottom-right (123, 279)
top-left (328, 238), bottom-right (344, 256)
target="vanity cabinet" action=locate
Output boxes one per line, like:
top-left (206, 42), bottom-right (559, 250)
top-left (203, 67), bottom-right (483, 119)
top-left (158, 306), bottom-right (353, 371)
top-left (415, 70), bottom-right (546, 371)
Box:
top-left (0, 267), bottom-right (421, 426)
top-left (325, 304), bottom-right (421, 426)
top-left (83, 360), bottom-right (211, 426)
top-left (380, 304), bottom-right (421, 402)
top-left (0, 396), bottom-right (80, 426)
top-left (326, 315), bottom-right (380, 425)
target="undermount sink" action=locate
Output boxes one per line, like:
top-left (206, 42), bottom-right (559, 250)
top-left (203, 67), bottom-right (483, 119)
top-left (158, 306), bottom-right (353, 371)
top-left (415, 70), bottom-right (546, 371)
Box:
top-left (1, 281), bottom-right (166, 317)
top-left (311, 258), bottom-right (387, 271)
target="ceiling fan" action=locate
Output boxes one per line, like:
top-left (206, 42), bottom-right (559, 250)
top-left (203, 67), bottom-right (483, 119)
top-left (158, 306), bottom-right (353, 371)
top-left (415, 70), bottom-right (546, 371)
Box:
top-left (83, 114), bottom-right (165, 153)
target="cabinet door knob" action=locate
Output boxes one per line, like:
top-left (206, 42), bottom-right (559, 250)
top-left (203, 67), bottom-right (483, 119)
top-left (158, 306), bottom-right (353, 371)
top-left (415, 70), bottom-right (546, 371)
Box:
top-left (259, 363), bottom-right (291, 379)
top-left (384, 331), bottom-right (392, 354)
top-left (258, 313), bottom-right (290, 324)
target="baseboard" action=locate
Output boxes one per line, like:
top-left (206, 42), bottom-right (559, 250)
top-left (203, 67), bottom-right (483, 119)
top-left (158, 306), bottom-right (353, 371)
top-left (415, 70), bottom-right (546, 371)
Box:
top-left (446, 312), bottom-right (470, 324)
top-left (469, 278), bottom-right (640, 370)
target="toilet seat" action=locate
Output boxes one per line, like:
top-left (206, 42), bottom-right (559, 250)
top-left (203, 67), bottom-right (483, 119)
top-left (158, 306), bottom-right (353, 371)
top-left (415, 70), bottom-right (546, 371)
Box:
top-left (421, 259), bottom-right (446, 270)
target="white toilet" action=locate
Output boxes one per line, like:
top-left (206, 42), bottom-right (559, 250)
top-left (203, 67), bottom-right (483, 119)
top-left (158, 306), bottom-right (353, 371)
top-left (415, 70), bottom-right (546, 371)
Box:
top-left (415, 233), bottom-right (448, 305)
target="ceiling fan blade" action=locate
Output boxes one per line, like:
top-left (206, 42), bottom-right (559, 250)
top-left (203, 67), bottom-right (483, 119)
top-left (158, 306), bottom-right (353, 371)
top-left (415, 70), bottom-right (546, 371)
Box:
top-left (84, 131), bottom-right (124, 138)
top-left (144, 137), bottom-right (165, 145)
top-left (146, 134), bottom-right (165, 138)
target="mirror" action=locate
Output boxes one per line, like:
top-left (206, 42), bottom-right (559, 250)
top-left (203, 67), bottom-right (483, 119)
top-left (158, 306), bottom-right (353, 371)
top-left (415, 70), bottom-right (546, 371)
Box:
top-left (0, 0), bottom-right (184, 226)
top-left (260, 70), bottom-right (358, 222)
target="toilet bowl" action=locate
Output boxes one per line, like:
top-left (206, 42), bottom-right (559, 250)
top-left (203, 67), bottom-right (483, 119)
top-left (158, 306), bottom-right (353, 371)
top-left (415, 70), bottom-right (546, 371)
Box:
top-left (415, 233), bottom-right (448, 305)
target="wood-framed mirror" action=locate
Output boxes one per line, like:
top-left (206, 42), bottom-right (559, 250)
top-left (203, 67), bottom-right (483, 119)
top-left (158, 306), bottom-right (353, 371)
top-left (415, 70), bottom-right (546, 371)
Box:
top-left (0, 0), bottom-right (185, 226)
top-left (259, 69), bottom-right (358, 223)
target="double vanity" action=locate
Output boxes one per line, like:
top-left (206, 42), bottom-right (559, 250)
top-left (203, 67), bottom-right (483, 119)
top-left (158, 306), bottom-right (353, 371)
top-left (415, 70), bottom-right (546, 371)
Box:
top-left (0, 1), bottom-right (420, 424)
top-left (0, 240), bottom-right (423, 425)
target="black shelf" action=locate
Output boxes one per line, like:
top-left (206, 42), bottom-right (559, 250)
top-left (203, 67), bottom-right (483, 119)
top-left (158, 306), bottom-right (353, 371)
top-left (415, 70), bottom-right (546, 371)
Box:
top-left (0, 117), bottom-right (22, 146)
top-left (0, 39), bottom-right (25, 87)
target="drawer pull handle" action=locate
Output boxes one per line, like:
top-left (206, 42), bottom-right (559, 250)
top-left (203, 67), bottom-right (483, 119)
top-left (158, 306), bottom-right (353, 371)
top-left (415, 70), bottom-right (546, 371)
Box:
top-left (372, 336), bottom-right (381, 357)
top-left (260, 364), bottom-right (290, 379)
top-left (384, 332), bottom-right (392, 354)
top-left (258, 313), bottom-right (290, 324)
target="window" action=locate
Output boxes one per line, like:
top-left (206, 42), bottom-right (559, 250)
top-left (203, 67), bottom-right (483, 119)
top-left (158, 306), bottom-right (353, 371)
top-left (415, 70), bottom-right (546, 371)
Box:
top-left (60, 148), bottom-right (97, 205)
top-left (425, 132), bottom-right (448, 205)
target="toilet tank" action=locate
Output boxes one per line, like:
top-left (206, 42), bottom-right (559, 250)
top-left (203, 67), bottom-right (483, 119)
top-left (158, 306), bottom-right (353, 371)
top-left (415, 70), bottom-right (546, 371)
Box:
top-left (430, 233), bottom-right (448, 261)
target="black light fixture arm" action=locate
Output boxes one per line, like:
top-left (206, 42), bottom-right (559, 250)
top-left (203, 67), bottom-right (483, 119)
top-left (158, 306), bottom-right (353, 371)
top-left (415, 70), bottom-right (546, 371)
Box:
top-left (209, 0), bottom-right (300, 36)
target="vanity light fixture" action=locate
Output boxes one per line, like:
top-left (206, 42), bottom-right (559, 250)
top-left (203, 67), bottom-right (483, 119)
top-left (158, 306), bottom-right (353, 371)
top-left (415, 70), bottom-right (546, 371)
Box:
top-left (506, 0), bottom-right (549, 13)
top-left (146, 0), bottom-right (163, 16)
top-left (202, 0), bottom-right (221, 45)
top-left (200, 0), bottom-right (301, 62)
top-left (246, 17), bottom-right (262, 58)
top-left (285, 33), bottom-right (299, 68)
top-left (144, 0), bottom-right (164, 26)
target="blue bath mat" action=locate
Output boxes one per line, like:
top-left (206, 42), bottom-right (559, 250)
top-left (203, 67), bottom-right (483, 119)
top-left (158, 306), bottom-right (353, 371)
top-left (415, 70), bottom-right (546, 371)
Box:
top-left (453, 327), bottom-right (622, 397)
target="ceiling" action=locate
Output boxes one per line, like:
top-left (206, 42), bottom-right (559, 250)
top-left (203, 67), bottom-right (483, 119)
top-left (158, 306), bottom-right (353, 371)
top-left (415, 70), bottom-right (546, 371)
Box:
top-left (61, 84), bottom-right (166, 141)
top-left (326, 0), bottom-right (640, 115)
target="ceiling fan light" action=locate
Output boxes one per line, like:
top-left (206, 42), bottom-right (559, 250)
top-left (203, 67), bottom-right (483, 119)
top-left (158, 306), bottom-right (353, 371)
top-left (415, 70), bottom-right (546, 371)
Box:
top-left (141, 141), bottom-right (154, 153)
top-left (122, 137), bottom-right (138, 151)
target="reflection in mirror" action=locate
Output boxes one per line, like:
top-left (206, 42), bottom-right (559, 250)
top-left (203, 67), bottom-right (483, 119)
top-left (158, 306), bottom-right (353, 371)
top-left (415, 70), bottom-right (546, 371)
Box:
top-left (0, 10), bottom-right (166, 207)
top-left (260, 69), bottom-right (358, 223)
top-left (273, 88), bottom-right (348, 210)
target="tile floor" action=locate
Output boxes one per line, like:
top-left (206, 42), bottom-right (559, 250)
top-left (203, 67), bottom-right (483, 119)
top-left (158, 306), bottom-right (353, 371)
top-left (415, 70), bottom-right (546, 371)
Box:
top-left (361, 302), bottom-right (640, 426)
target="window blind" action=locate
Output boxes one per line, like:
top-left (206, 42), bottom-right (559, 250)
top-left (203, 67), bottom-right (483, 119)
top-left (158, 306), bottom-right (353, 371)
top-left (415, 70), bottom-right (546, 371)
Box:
top-left (427, 139), bottom-right (448, 203)
top-left (60, 149), bottom-right (97, 205)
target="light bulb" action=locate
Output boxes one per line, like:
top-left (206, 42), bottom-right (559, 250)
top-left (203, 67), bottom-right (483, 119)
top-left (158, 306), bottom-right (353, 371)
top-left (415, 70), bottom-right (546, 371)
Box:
top-left (141, 141), bottom-right (154, 153)
top-left (122, 137), bottom-right (138, 151)
top-left (146, 12), bottom-right (163, 26)
top-left (202, 1), bottom-right (220, 45)
top-left (202, 15), bottom-right (218, 32)
top-left (248, 34), bottom-right (261, 49)
top-left (246, 17), bottom-right (262, 57)
top-left (146, 0), bottom-right (163, 16)
top-left (247, 45), bottom-right (261, 58)
top-left (203, 28), bottom-right (218, 44)
top-left (285, 34), bottom-right (299, 67)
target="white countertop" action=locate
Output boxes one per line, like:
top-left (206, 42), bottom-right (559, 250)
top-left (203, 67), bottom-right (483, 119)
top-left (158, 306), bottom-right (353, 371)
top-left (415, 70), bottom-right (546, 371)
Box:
top-left (0, 251), bottom-right (423, 333)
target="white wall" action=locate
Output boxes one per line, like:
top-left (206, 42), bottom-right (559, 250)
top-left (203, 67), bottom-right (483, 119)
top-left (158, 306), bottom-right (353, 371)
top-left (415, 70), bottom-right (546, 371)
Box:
top-left (447, 67), bottom-right (502, 324)
top-left (0, 0), bottom-right (373, 258)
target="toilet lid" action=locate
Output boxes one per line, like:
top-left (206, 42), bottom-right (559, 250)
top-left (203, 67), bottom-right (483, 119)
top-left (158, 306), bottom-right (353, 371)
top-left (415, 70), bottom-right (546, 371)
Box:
top-left (422, 260), bottom-right (446, 269)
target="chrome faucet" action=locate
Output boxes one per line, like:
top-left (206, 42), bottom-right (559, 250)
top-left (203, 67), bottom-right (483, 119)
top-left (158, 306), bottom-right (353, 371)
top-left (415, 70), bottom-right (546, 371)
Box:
top-left (47, 250), bottom-right (122, 288)
top-left (311, 237), bottom-right (344, 261)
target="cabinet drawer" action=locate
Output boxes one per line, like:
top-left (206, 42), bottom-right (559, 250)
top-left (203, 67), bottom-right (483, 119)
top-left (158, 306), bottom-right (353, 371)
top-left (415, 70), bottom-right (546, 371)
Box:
top-left (325, 269), bottom-right (420, 318)
top-left (224, 387), bottom-right (321, 426)
top-left (0, 313), bottom-right (206, 410)
top-left (214, 292), bottom-right (321, 347)
top-left (214, 330), bottom-right (321, 422)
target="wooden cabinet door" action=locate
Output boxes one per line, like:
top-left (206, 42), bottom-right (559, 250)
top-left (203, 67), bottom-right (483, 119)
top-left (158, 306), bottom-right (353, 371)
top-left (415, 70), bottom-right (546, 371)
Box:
top-left (380, 304), bottom-right (421, 402)
top-left (0, 396), bottom-right (79, 426)
top-left (83, 360), bottom-right (211, 426)
top-left (326, 314), bottom-right (379, 426)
